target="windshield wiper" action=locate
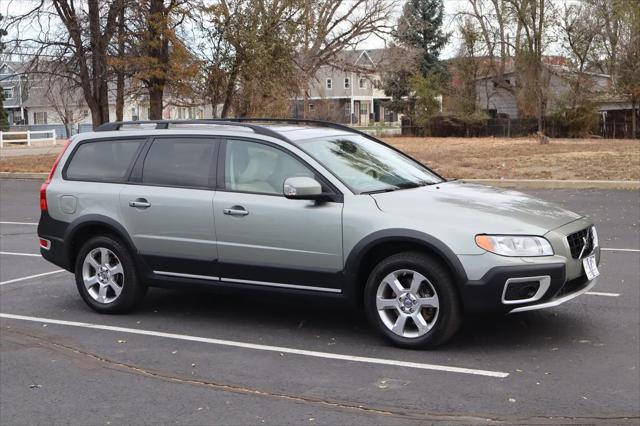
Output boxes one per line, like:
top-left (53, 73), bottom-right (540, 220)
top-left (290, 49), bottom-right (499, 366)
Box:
top-left (361, 187), bottom-right (399, 194)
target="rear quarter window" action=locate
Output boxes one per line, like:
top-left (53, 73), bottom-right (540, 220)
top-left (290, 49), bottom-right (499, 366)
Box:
top-left (65, 139), bottom-right (144, 182)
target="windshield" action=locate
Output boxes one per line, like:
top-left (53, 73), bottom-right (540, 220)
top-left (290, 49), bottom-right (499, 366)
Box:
top-left (295, 135), bottom-right (443, 193)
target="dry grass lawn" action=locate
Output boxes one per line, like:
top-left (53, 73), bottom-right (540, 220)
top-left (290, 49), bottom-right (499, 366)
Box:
top-left (0, 154), bottom-right (59, 173)
top-left (383, 137), bottom-right (640, 180)
top-left (1, 137), bottom-right (639, 180)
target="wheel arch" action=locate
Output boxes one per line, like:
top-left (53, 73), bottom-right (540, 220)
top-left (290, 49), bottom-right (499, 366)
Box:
top-left (64, 214), bottom-right (138, 269)
top-left (343, 229), bottom-right (468, 305)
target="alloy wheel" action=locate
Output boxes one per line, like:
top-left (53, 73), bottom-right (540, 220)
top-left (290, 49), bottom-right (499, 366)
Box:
top-left (82, 247), bottom-right (125, 304)
top-left (375, 269), bottom-right (440, 338)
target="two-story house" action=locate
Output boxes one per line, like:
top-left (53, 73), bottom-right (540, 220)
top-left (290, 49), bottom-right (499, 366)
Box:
top-left (1, 60), bottom-right (212, 135)
top-left (295, 49), bottom-right (396, 125)
top-left (0, 62), bottom-right (29, 125)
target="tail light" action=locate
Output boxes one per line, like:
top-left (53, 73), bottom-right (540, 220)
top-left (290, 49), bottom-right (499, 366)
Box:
top-left (40, 141), bottom-right (70, 212)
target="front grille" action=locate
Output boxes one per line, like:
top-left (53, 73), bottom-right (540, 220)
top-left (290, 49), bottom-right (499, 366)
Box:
top-left (567, 227), bottom-right (594, 259)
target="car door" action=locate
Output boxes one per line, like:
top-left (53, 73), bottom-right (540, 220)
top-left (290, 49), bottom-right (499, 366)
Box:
top-left (119, 136), bottom-right (219, 280)
top-left (214, 138), bottom-right (344, 293)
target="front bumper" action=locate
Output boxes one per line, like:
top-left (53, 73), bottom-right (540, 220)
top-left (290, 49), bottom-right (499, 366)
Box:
top-left (508, 277), bottom-right (597, 313)
top-left (457, 217), bottom-right (599, 313)
top-left (459, 261), bottom-right (597, 313)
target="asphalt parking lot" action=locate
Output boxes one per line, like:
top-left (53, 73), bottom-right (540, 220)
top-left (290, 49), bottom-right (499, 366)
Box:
top-left (0, 178), bottom-right (638, 424)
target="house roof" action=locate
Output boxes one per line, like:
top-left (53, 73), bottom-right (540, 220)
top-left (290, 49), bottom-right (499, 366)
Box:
top-left (329, 49), bottom-right (389, 71)
top-left (0, 61), bottom-right (28, 81)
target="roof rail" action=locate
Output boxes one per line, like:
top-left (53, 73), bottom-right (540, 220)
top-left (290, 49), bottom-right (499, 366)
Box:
top-left (94, 119), bottom-right (291, 142)
top-left (226, 118), bottom-right (374, 140)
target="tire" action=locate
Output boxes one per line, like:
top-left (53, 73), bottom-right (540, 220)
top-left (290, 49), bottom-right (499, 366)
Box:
top-left (364, 251), bottom-right (462, 349)
top-left (74, 235), bottom-right (146, 313)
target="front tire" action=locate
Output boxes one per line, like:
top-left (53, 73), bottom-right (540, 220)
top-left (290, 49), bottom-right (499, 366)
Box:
top-left (364, 252), bottom-right (462, 349)
top-left (74, 235), bottom-right (146, 313)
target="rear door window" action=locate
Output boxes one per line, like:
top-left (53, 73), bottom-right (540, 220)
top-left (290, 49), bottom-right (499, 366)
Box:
top-left (65, 139), bottom-right (144, 182)
top-left (142, 138), bottom-right (216, 189)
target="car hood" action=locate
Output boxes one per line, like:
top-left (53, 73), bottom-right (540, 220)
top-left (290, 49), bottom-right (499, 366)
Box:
top-left (370, 181), bottom-right (582, 235)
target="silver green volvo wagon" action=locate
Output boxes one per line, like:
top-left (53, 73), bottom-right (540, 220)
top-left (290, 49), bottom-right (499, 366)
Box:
top-left (38, 119), bottom-right (600, 348)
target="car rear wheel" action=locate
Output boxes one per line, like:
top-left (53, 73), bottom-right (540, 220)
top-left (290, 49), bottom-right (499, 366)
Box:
top-left (364, 252), bottom-right (462, 349)
top-left (74, 235), bottom-right (146, 313)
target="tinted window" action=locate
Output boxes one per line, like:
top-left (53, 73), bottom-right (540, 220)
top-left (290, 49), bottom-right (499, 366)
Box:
top-left (143, 138), bottom-right (215, 188)
top-left (225, 140), bottom-right (313, 195)
top-left (66, 139), bottom-right (143, 182)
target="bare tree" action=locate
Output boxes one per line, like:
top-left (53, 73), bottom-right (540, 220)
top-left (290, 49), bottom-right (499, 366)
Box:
top-left (44, 76), bottom-right (88, 138)
top-left (557, 2), bottom-right (599, 109)
top-left (466, 0), bottom-right (514, 95)
top-left (294, 0), bottom-right (395, 118)
top-left (4, 0), bottom-right (128, 127)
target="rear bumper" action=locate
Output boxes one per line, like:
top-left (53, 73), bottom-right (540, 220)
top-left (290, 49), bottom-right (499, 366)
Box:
top-left (38, 211), bottom-right (72, 271)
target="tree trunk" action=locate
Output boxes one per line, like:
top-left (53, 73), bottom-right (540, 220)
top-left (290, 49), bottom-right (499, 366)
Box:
top-left (221, 64), bottom-right (238, 118)
top-left (632, 98), bottom-right (637, 139)
top-left (148, 82), bottom-right (164, 120)
top-left (115, 5), bottom-right (126, 121)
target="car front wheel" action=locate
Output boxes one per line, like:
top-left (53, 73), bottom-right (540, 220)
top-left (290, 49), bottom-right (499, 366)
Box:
top-left (364, 252), bottom-right (462, 349)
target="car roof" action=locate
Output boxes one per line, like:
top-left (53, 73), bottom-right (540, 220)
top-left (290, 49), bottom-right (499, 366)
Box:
top-left (77, 121), bottom-right (359, 145)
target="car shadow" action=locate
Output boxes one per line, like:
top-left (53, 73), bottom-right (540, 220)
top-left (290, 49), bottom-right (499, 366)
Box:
top-left (129, 286), bottom-right (590, 353)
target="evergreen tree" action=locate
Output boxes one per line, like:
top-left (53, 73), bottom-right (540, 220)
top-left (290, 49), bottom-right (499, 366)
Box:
top-left (394, 0), bottom-right (448, 76)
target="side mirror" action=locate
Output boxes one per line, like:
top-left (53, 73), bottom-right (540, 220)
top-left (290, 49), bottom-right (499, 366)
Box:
top-left (283, 176), bottom-right (325, 200)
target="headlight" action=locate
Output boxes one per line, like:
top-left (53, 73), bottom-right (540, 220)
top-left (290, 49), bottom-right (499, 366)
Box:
top-left (475, 235), bottom-right (554, 257)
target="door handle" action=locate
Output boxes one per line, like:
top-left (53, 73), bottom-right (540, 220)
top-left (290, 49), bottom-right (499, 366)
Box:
top-left (223, 206), bottom-right (249, 216)
top-left (129, 198), bottom-right (151, 209)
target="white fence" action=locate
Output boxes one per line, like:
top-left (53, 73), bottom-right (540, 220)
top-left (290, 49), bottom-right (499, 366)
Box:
top-left (0, 129), bottom-right (57, 148)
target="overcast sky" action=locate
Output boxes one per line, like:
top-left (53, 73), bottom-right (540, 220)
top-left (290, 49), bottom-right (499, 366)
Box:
top-left (1, 0), bottom-right (568, 60)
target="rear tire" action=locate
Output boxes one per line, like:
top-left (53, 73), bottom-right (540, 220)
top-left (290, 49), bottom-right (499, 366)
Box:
top-left (364, 251), bottom-right (462, 349)
top-left (74, 235), bottom-right (146, 313)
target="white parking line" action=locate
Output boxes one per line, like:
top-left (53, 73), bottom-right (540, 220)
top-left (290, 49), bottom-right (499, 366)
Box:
top-left (0, 251), bottom-right (41, 257)
top-left (601, 248), bottom-right (640, 253)
top-left (0, 221), bottom-right (38, 225)
top-left (0, 313), bottom-right (508, 378)
top-left (0, 270), bottom-right (66, 286)
top-left (585, 291), bottom-right (621, 297)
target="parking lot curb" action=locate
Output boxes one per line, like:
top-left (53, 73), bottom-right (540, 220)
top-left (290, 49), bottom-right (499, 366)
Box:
top-left (0, 172), bottom-right (47, 180)
top-left (464, 179), bottom-right (640, 190)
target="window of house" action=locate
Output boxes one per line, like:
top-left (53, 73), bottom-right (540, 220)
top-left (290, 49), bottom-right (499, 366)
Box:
top-left (309, 103), bottom-right (315, 112)
top-left (359, 103), bottom-right (368, 115)
top-left (34, 111), bottom-right (47, 125)
top-left (143, 138), bottom-right (216, 188)
top-left (359, 78), bottom-right (367, 89)
top-left (131, 107), bottom-right (139, 121)
top-left (326, 78), bottom-right (332, 90)
top-left (345, 103), bottom-right (351, 116)
top-left (344, 78), bottom-right (350, 89)
top-left (3, 87), bottom-right (13, 100)
top-left (177, 107), bottom-right (196, 119)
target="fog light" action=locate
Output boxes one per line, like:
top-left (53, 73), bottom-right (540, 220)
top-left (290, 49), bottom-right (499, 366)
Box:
top-left (505, 281), bottom-right (540, 301)
top-left (502, 276), bottom-right (551, 304)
